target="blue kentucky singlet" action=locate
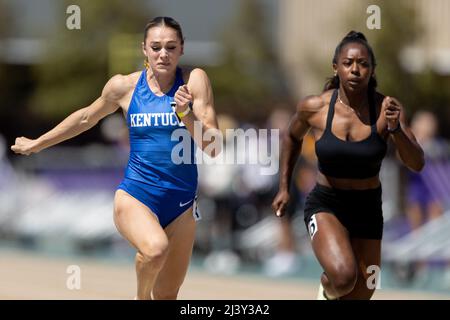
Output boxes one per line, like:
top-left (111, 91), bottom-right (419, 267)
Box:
top-left (123, 67), bottom-right (198, 192)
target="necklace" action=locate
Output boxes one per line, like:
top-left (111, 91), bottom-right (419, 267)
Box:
top-left (337, 96), bottom-right (363, 117)
top-left (337, 96), bottom-right (351, 109)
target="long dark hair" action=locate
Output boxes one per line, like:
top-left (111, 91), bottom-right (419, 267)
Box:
top-left (143, 16), bottom-right (184, 45)
top-left (323, 31), bottom-right (377, 94)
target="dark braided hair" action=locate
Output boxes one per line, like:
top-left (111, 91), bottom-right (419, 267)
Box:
top-left (323, 31), bottom-right (377, 95)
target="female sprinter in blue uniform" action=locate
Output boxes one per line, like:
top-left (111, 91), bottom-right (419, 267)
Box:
top-left (272, 31), bottom-right (425, 300)
top-left (12, 17), bottom-right (220, 300)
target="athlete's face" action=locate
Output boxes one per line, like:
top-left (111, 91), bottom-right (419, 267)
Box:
top-left (142, 26), bottom-right (183, 74)
top-left (334, 43), bottom-right (374, 92)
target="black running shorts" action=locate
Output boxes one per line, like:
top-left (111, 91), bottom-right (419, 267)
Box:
top-left (304, 184), bottom-right (384, 239)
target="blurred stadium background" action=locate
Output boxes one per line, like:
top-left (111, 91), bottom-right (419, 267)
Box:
top-left (1, 0), bottom-right (450, 299)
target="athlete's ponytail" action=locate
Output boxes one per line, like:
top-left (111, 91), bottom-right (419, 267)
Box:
top-left (323, 74), bottom-right (340, 92)
top-left (323, 30), bottom-right (377, 93)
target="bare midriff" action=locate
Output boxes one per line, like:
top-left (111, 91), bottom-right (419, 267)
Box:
top-left (316, 171), bottom-right (381, 190)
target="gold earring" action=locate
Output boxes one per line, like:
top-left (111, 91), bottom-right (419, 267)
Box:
top-left (144, 58), bottom-right (150, 69)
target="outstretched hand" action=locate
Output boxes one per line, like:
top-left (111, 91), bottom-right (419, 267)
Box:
top-left (272, 190), bottom-right (290, 217)
top-left (11, 137), bottom-right (39, 156)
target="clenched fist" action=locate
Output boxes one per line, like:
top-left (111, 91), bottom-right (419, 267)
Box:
top-left (11, 137), bottom-right (39, 156)
top-left (174, 85), bottom-right (193, 113)
top-left (382, 96), bottom-right (402, 131)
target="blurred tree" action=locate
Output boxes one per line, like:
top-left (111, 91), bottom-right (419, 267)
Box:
top-left (205, 0), bottom-right (293, 125)
top-left (0, 0), bottom-right (16, 120)
top-left (362, 1), bottom-right (420, 105)
top-left (30, 0), bottom-right (153, 120)
top-left (0, 0), bottom-right (11, 37)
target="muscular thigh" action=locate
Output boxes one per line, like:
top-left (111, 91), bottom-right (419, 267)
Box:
top-left (113, 189), bottom-right (167, 251)
top-left (309, 212), bottom-right (356, 274)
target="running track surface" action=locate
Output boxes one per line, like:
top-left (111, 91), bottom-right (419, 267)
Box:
top-left (0, 251), bottom-right (449, 300)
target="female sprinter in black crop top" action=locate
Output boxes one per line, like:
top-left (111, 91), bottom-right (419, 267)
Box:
top-left (272, 31), bottom-right (424, 300)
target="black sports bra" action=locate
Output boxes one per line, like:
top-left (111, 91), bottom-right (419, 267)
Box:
top-left (315, 89), bottom-right (387, 179)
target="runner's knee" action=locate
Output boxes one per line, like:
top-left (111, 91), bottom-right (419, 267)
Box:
top-left (138, 238), bottom-right (169, 266)
top-left (325, 263), bottom-right (358, 296)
